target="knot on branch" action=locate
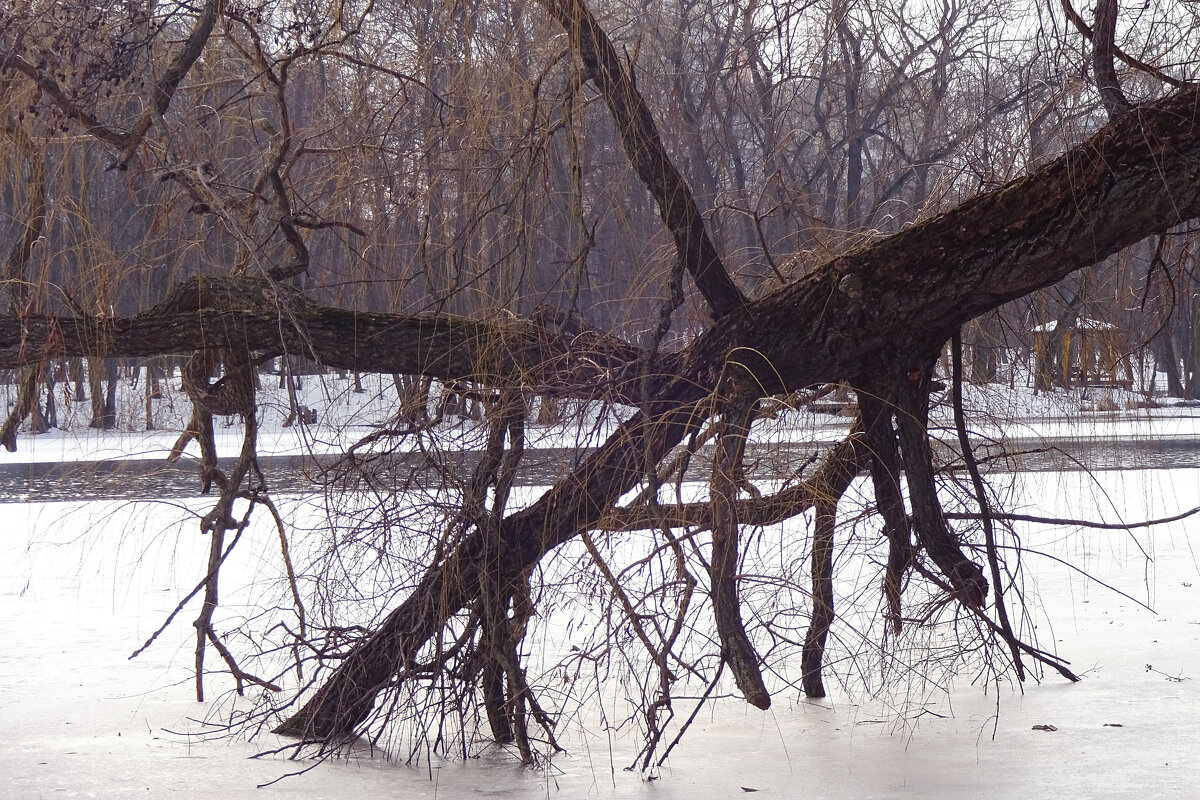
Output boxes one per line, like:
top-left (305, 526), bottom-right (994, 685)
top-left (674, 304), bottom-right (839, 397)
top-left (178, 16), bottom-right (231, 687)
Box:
top-left (139, 275), bottom-right (314, 318)
top-left (181, 349), bottom-right (256, 418)
top-left (948, 560), bottom-right (988, 608)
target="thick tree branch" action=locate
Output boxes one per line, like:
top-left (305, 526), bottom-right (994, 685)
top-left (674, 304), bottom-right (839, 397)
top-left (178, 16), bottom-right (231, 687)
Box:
top-left (945, 506), bottom-right (1200, 531)
top-left (892, 368), bottom-right (988, 608)
top-left (678, 83), bottom-right (1200, 398)
top-left (858, 392), bottom-right (915, 632)
top-left (799, 418), bottom-right (865, 698)
top-left (536, 0), bottom-right (749, 319)
top-left (1059, 0), bottom-right (1192, 90)
top-left (116, 0), bottom-right (222, 168)
top-left (275, 396), bottom-right (704, 738)
top-left (0, 54), bottom-right (130, 148)
top-left (598, 432), bottom-right (870, 533)
top-left (2, 0), bottom-right (221, 165)
top-left (1091, 0), bottom-right (1130, 119)
top-left (708, 393), bottom-right (769, 709)
top-left (0, 277), bottom-right (645, 403)
top-left (6, 86), bottom-right (1200, 401)
top-left (267, 67), bottom-right (1200, 749)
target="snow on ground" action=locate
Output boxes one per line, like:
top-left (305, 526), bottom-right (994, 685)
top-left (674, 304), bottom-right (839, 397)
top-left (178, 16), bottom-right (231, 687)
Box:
top-left (0, 370), bottom-right (633, 464)
top-left (2, 466), bottom-right (1199, 798)
top-left (4, 368), bottom-right (1200, 464)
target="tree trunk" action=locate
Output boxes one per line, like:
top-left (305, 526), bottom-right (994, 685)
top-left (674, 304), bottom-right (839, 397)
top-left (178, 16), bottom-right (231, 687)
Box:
top-left (1157, 335), bottom-right (1185, 397)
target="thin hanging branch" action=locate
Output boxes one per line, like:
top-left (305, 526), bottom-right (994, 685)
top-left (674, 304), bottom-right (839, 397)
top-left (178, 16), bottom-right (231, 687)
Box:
top-left (911, 562), bottom-right (1080, 683)
top-left (0, 120), bottom-right (49, 451)
top-left (945, 506), bottom-right (1200, 530)
top-left (951, 332), bottom-right (1025, 681)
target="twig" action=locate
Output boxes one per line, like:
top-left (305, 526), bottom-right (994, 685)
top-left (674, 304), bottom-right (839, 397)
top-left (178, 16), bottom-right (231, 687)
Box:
top-left (952, 332), bottom-right (1025, 680)
top-left (944, 506), bottom-right (1200, 531)
top-left (129, 520), bottom-right (250, 660)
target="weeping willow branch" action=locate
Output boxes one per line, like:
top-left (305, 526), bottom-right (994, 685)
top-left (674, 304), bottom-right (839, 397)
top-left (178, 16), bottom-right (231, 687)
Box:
top-left (951, 333), bottom-right (1025, 681)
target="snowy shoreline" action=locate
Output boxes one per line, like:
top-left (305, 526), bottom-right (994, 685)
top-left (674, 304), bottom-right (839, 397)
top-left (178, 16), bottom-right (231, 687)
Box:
top-left (2, 370), bottom-right (1199, 467)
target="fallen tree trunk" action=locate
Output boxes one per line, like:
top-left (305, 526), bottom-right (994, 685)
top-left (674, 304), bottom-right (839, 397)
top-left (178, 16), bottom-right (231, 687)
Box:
top-left (3, 88), bottom-right (1200, 395)
top-left (1, 83), bottom-right (1200, 742)
top-left (267, 83), bottom-right (1200, 740)
top-left (275, 397), bottom-right (704, 738)
top-left (5, 2), bottom-right (1200, 748)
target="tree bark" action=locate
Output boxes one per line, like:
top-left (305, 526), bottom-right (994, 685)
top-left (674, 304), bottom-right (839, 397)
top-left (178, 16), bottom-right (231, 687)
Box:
top-left (1092, 0), bottom-right (1131, 119)
top-left (709, 393), bottom-right (770, 709)
top-left (799, 423), bottom-right (865, 698)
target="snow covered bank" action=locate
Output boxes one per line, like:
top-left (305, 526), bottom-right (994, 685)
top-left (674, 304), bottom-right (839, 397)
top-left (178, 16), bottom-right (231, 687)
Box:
top-left (4, 369), bottom-right (1200, 467)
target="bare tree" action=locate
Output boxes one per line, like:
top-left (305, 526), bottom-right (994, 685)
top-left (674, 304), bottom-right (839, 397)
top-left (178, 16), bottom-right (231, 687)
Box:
top-left (2, 0), bottom-right (1200, 767)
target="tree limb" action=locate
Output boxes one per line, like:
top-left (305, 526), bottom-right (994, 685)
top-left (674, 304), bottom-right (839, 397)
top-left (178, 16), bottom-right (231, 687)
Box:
top-left (5, 86), bottom-right (1200, 399)
top-left (1091, 0), bottom-right (1131, 119)
top-left (0, 277), bottom-right (646, 403)
top-left (536, 0), bottom-right (749, 319)
top-left (598, 431), bottom-right (870, 533)
top-left (2, 0), bottom-right (222, 165)
top-left (708, 392), bottom-right (769, 709)
top-left (1059, 0), bottom-right (1192, 90)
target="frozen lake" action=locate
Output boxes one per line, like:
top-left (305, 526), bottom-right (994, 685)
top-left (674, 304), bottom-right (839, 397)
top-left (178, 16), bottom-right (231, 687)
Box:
top-left (2, 465), bottom-right (1199, 798)
top-left (2, 432), bottom-right (1199, 502)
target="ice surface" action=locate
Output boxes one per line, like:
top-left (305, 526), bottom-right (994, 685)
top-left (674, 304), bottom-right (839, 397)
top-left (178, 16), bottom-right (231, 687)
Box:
top-left (2, 466), bottom-right (1199, 798)
top-left (3, 372), bottom-right (1199, 796)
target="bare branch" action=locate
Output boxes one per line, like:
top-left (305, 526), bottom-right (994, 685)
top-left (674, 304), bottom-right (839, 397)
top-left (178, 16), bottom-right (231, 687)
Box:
top-left (945, 506), bottom-right (1200, 531)
top-left (2, 1), bottom-right (222, 165)
top-left (1091, 0), bottom-right (1131, 118)
top-left (1058, 0), bottom-right (1193, 90)
top-left (536, 0), bottom-right (749, 319)
top-left (708, 393), bottom-right (769, 709)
